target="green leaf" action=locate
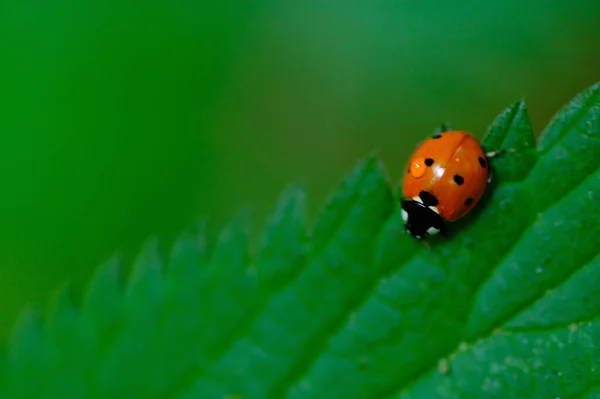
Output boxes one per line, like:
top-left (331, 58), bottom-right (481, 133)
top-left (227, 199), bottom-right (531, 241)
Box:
top-left (1, 82), bottom-right (600, 399)
top-left (256, 184), bottom-right (308, 290)
top-left (481, 99), bottom-right (537, 183)
top-left (201, 210), bottom-right (258, 358)
top-left (82, 256), bottom-right (123, 345)
top-left (5, 309), bottom-right (46, 397)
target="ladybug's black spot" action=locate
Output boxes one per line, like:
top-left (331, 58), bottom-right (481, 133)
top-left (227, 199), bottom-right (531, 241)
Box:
top-left (419, 190), bottom-right (439, 207)
top-left (454, 174), bottom-right (464, 186)
top-left (424, 158), bottom-right (434, 166)
top-left (432, 134), bottom-right (442, 139)
top-left (465, 197), bottom-right (473, 206)
top-left (478, 156), bottom-right (487, 168)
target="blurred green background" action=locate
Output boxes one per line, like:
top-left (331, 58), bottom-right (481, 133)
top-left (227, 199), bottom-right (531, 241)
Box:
top-left (0, 0), bottom-right (598, 340)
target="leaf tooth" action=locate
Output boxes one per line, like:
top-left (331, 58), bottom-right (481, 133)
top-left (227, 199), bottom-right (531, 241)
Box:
top-left (168, 220), bottom-right (209, 281)
top-left (163, 224), bottom-right (210, 321)
top-left (4, 308), bottom-right (46, 396)
top-left (208, 209), bottom-right (252, 279)
top-left (91, 242), bottom-right (168, 399)
top-left (500, 100), bottom-right (536, 150)
top-left (138, 224), bottom-right (212, 397)
top-left (481, 99), bottom-right (538, 183)
top-left (257, 184), bottom-right (308, 289)
top-left (125, 238), bottom-right (165, 309)
top-left (42, 285), bottom-right (93, 398)
top-left (539, 80), bottom-right (600, 152)
top-left (201, 210), bottom-right (258, 355)
top-left (310, 154), bottom-right (383, 250)
top-left (46, 284), bottom-right (80, 333)
top-left (526, 108), bottom-right (600, 211)
top-left (7, 307), bottom-right (43, 357)
top-left (482, 99), bottom-right (525, 150)
top-left (82, 256), bottom-right (123, 335)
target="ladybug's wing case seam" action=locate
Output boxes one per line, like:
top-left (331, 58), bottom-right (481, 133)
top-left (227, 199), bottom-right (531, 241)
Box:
top-left (436, 137), bottom-right (489, 221)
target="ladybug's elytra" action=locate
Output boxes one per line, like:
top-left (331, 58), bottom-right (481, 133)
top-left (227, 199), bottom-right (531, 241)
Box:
top-left (401, 129), bottom-right (500, 239)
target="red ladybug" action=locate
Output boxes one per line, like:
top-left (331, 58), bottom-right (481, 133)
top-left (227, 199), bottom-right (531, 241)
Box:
top-left (401, 130), bottom-right (500, 239)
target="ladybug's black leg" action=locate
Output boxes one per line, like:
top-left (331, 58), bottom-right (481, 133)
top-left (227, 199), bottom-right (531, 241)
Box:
top-left (486, 149), bottom-right (505, 159)
top-left (421, 240), bottom-right (432, 251)
top-left (484, 149), bottom-right (506, 183)
top-left (434, 124), bottom-right (450, 136)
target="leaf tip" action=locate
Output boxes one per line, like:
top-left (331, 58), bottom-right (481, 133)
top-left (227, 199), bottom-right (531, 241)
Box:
top-left (7, 306), bottom-right (43, 349)
top-left (482, 97), bottom-right (534, 152)
top-left (224, 207), bottom-right (253, 235)
top-left (84, 254), bottom-right (121, 296)
top-left (588, 80), bottom-right (600, 93)
top-left (127, 237), bottom-right (164, 293)
top-left (359, 149), bottom-right (379, 165)
top-left (514, 97), bottom-right (528, 112)
top-left (48, 283), bottom-right (79, 315)
top-left (273, 183), bottom-right (307, 215)
top-left (210, 208), bottom-right (252, 267)
top-left (137, 237), bottom-right (162, 265)
top-left (172, 219), bottom-right (209, 253)
top-left (539, 80), bottom-right (600, 151)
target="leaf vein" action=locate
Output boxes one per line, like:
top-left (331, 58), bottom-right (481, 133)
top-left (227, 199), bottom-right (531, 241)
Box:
top-left (465, 161), bottom-right (600, 338)
top-left (386, 160), bottom-right (600, 398)
top-left (276, 213), bottom-right (416, 396)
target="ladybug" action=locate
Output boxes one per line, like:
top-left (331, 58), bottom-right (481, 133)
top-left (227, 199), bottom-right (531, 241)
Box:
top-left (401, 129), bottom-right (501, 239)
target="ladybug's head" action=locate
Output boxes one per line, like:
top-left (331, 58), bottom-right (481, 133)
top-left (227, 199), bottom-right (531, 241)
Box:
top-left (401, 197), bottom-right (446, 239)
